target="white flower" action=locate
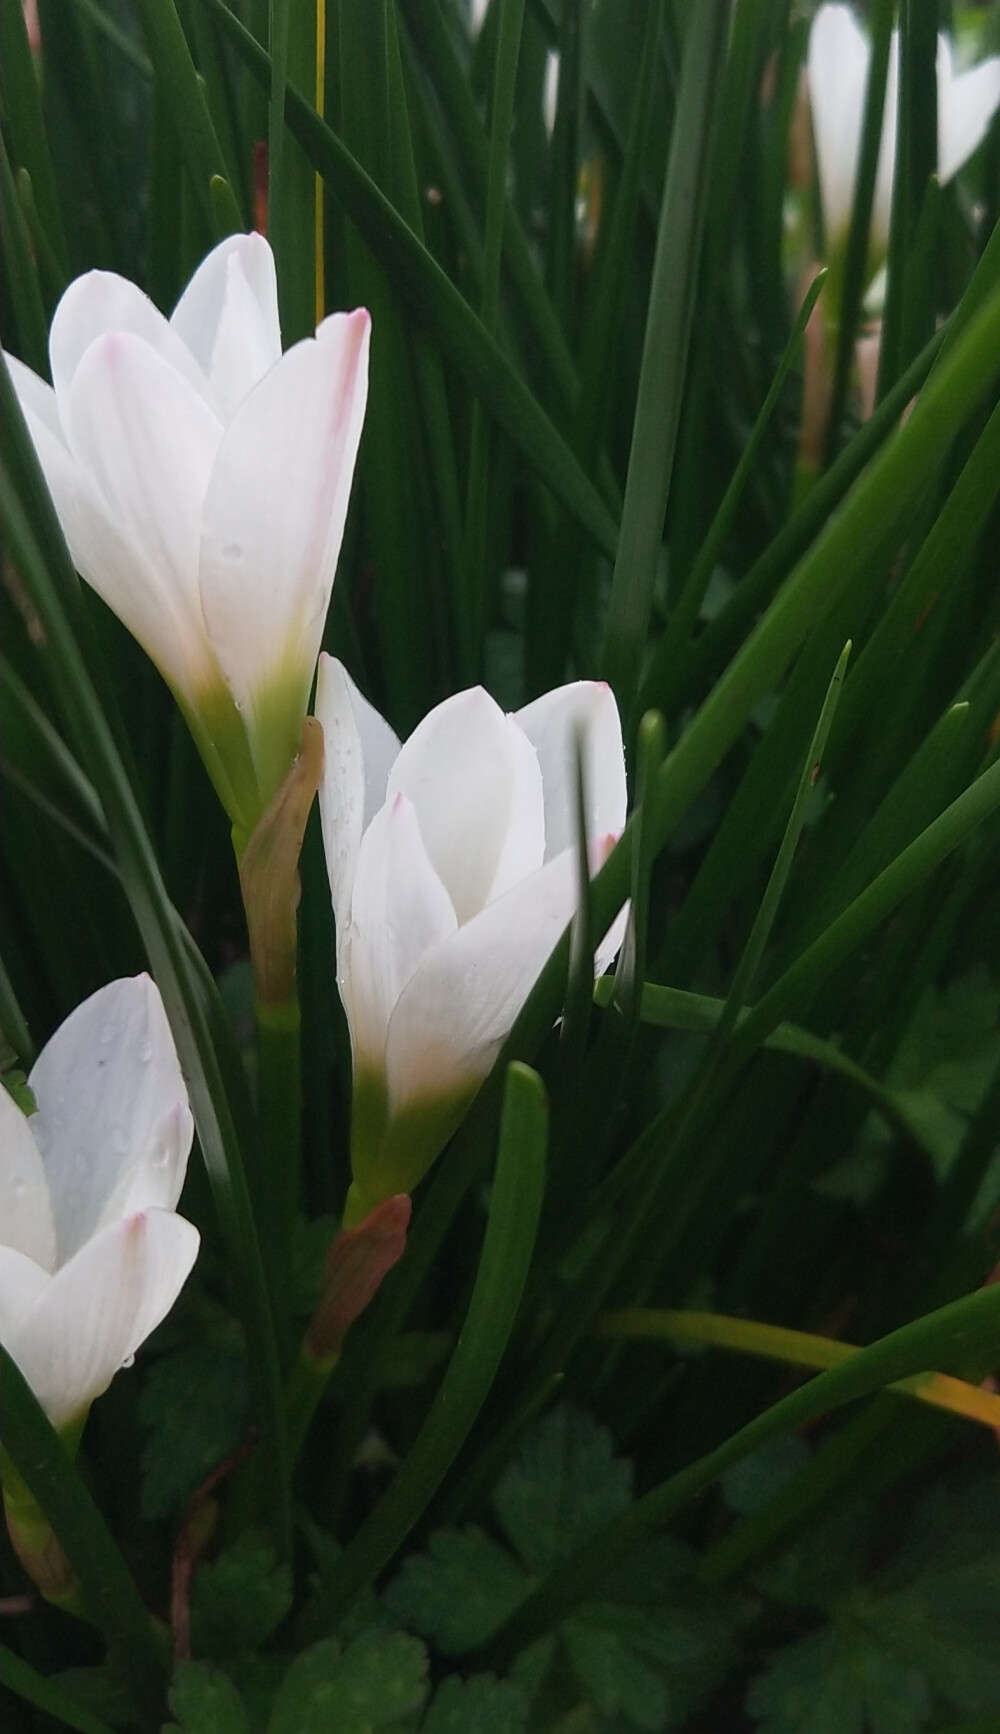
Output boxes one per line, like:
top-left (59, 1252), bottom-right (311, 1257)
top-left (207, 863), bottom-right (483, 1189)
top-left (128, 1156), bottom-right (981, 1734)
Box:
top-left (7, 235), bottom-right (370, 844)
top-left (315, 655), bottom-right (628, 1224)
top-left (0, 976), bottom-right (199, 1432)
top-left (808, 5), bottom-right (1000, 260)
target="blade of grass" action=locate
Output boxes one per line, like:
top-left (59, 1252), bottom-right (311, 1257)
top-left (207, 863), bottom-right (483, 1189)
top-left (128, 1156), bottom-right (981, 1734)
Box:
top-left (132, 0), bottom-right (244, 236)
top-left (0, 1646), bottom-right (117, 1734)
top-left (641, 269), bottom-right (827, 718)
top-left (595, 1309), bottom-right (1000, 1430)
top-left (601, 0), bottom-right (731, 720)
top-left (0, 0), bottom-right (67, 270)
top-left (198, 0), bottom-right (619, 558)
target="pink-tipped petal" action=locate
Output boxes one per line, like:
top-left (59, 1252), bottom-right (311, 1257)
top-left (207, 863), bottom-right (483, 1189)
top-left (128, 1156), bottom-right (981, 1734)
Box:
top-left (50, 269), bottom-right (210, 406)
top-left (4, 1209), bottom-right (200, 1431)
top-left (199, 309), bottom-right (371, 770)
top-left (515, 681), bottom-right (627, 864)
top-left (315, 654), bottom-right (400, 931)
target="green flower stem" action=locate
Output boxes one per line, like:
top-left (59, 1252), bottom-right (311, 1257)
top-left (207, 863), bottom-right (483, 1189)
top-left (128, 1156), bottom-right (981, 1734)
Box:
top-left (1, 1448), bottom-right (86, 1616)
top-left (255, 995), bottom-right (302, 1358)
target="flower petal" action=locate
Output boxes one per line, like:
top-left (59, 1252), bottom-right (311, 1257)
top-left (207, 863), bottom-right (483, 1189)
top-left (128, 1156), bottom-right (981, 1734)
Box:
top-left (515, 681), bottom-right (627, 864)
top-left (386, 688), bottom-right (545, 924)
top-left (340, 792), bottom-right (457, 1079)
top-left (3, 1209), bottom-right (200, 1431)
top-left (937, 37), bottom-right (1000, 185)
top-left (29, 975), bottom-right (194, 1265)
top-left (198, 309), bottom-right (371, 780)
top-left (316, 655), bottom-right (401, 930)
top-left (385, 845), bottom-right (579, 1114)
top-left (808, 4), bottom-right (870, 252)
top-left (60, 332), bottom-right (224, 699)
top-left (49, 268), bottom-right (210, 406)
top-left (0, 1090), bottom-right (55, 1272)
top-left (0, 1247), bottom-right (51, 1348)
top-left (170, 234), bottom-right (283, 421)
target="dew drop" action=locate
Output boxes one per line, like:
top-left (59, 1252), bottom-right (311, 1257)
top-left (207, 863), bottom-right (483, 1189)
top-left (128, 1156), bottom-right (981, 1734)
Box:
top-left (12, 1177), bottom-right (27, 1198)
top-left (99, 1021), bottom-right (115, 1046)
top-left (138, 1040), bottom-right (153, 1064)
top-left (152, 1144), bottom-right (170, 1170)
top-left (121, 1353), bottom-right (135, 1370)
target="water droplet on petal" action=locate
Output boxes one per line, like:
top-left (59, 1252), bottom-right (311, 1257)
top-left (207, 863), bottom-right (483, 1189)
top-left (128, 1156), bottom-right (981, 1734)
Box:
top-left (152, 1144), bottom-right (170, 1170)
top-left (12, 1177), bottom-right (27, 1197)
top-left (73, 1148), bottom-right (88, 1175)
top-left (138, 1040), bottom-right (153, 1064)
top-left (99, 1021), bottom-right (115, 1046)
top-left (121, 1353), bottom-right (135, 1370)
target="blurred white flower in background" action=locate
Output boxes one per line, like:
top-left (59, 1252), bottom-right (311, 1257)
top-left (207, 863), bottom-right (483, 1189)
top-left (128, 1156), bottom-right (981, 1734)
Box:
top-left (808, 4), bottom-right (1000, 262)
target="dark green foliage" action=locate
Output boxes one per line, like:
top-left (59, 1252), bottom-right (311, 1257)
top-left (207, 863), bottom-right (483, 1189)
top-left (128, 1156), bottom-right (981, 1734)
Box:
top-left (138, 1327), bottom-right (250, 1521)
top-left (388, 1409), bottom-right (743, 1729)
top-left (190, 1532), bottom-right (293, 1661)
top-left (267, 1633), bottom-right (428, 1734)
top-left (748, 1478), bottom-right (1000, 1733)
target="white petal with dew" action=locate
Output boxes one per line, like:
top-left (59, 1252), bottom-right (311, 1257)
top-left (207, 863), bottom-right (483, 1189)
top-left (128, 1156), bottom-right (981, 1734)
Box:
top-left (29, 974), bottom-right (193, 1264)
top-left (0, 1090), bottom-right (56, 1272)
top-left (515, 681), bottom-right (627, 864)
top-left (385, 847), bottom-right (579, 1113)
top-left (315, 654), bottom-right (400, 930)
top-left (170, 233), bottom-right (282, 419)
top-left (199, 309), bottom-right (371, 775)
top-left (4, 1210), bottom-right (200, 1431)
top-left (340, 793), bottom-right (457, 1079)
top-left (50, 269), bottom-right (210, 406)
top-left (387, 688), bottom-right (545, 924)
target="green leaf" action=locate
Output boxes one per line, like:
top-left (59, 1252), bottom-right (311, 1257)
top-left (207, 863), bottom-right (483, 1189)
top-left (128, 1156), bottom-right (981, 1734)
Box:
top-left (421, 1673), bottom-right (528, 1734)
top-left (746, 1619), bottom-right (931, 1734)
top-left (602, 0), bottom-right (731, 715)
top-left (493, 1406), bottom-right (632, 1576)
top-left (190, 1531), bottom-right (293, 1661)
top-left (167, 1662), bottom-right (250, 1734)
top-left (138, 1327), bottom-right (249, 1521)
top-left (267, 1633), bottom-right (428, 1734)
top-left (385, 1527), bottom-right (529, 1654)
top-left (881, 967), bottom-right (1000, 1176)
